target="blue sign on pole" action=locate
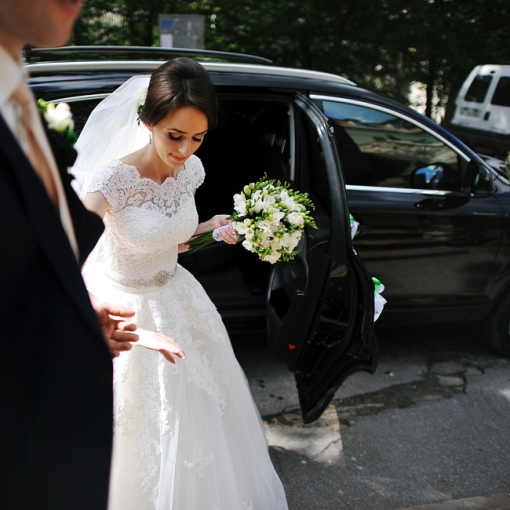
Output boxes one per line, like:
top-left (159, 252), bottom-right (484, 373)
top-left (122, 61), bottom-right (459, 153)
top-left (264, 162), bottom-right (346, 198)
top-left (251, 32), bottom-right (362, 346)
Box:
top-left (159, 14), bottom-right (204, 49)
top-left (161, 18), bottom-right (173, 30)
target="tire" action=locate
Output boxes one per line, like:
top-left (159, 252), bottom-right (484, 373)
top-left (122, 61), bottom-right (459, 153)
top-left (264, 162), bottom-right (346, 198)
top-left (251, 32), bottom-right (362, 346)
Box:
top-left (488, 293), bottom-right (510, 357)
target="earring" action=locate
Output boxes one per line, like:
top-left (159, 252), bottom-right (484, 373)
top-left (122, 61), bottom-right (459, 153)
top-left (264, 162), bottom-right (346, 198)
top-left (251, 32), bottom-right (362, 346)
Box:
top-left (149, 133), bottom-right (152, 145)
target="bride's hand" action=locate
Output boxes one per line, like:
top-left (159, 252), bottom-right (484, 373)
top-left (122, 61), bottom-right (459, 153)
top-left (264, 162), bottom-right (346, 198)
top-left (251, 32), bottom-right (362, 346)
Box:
top-left (208, 214), bottom-right (230, 230)
top-left (210, 215), bottom-right (239, 245)
top-left (193, 214), bottom-right (239, 245)
top-left (134, 328), bottom-right (186, 364)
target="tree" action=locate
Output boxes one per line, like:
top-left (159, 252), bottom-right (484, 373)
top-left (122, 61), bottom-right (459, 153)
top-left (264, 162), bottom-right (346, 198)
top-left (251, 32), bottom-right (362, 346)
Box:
top-left (71, 0), bottom-right (510, 120)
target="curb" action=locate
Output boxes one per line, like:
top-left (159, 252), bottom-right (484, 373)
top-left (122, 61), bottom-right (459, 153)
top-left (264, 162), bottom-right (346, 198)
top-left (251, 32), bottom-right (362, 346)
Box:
top-left (396, 493), bottom-right (510, 510)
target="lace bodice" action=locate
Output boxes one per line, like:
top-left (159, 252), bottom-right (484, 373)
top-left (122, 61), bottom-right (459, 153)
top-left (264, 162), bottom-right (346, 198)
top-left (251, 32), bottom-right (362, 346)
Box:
top-left (87, 156), bottom-right (205, 288)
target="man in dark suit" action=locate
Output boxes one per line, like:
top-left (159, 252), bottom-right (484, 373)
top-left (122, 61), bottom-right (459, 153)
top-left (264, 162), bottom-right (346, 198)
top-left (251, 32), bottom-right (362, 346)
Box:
top-left (0, 1), bottom-right (139, 509)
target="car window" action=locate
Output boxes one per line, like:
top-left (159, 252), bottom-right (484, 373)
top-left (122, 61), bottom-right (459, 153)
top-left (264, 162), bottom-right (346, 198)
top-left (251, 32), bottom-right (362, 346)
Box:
top-left (491, 77), bottom-right (510, 107)
top-left (464, 75), bottom-right (493, 103)
top-left (294, 107), bottom-right (332, 215)
top-left (318, 99), bottom-right (461, 191)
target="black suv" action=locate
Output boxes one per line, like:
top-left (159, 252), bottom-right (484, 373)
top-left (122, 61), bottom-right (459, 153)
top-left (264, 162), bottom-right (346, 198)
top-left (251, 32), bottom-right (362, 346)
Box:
top-left (25, 47), bottom-right (510, 418)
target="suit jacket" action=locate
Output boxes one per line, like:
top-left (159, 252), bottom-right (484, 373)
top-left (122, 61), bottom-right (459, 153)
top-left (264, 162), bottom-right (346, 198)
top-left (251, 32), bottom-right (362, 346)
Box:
top-left (0, 114), bottom-right (113, 510)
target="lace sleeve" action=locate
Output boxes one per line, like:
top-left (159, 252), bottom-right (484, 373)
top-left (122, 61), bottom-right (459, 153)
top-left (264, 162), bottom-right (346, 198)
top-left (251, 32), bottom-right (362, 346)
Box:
top-left (189, 155), bottom-right (205, 190)
top-left (86, 160), bottom-right (125, 211)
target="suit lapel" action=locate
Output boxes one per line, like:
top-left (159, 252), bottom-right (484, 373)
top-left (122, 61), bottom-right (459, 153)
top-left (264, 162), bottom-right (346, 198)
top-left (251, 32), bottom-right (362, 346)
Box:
top-left (0, 116), bottom-right (104, 341)
top-left (43, 117), bottom-right (106, 268)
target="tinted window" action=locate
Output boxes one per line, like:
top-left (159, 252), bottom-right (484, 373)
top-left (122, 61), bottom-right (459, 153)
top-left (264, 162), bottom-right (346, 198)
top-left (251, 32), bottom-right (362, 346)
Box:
top-left (491, 77), bottom-right (510, 107)
top-left (320, 100), bottom-right (461, 191)
top-left (297, 110), bottom-right (332, 215)
top-left (465, 75), bottom-right (493, 103)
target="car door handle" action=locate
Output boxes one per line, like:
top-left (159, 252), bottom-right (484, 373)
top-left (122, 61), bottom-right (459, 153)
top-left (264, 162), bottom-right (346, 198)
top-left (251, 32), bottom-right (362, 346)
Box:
top-left (484, 111), bottom-right (490, 121)
top-left (415, 198), bottom-right (446, 209)
top-left (415, 194), bottom-right (469, 210)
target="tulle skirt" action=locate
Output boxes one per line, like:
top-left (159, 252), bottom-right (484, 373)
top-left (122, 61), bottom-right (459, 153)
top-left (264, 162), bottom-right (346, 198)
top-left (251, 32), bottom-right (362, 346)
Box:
top-left (85, 263), bottom-right (289, 510)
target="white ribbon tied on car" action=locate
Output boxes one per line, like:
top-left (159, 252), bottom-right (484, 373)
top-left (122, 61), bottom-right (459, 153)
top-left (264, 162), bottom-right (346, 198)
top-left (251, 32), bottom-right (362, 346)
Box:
top-left (350, 215), bottom-right (386, 322)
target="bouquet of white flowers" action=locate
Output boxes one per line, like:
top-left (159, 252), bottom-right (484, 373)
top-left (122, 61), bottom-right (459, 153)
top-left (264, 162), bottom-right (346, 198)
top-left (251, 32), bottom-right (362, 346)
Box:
top-left (187, 176), bottom-right (317, 264)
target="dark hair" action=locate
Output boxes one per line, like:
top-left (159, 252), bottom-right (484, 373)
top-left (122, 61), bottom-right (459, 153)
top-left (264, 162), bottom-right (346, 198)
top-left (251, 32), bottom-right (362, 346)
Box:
top-left (140, 57), bottom-right (218, 130)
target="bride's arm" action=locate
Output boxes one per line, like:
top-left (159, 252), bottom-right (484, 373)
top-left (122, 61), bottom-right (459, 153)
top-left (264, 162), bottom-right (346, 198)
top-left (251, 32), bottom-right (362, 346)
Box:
top-left (194, 214), bottom-right (230, 235)
top-left (82, 191), bottom-right (185, 363)
top-left (81, 191), bottom-right (141, 357)
top-left (178, 214), bottom-right (238, 253)
top-left (83, 190), bottom-right (111, 218)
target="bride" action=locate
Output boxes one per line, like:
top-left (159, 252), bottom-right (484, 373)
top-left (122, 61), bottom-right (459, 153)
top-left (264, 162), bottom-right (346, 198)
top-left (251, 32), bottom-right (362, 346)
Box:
top-left (72, 57), bottom-right (289, 510)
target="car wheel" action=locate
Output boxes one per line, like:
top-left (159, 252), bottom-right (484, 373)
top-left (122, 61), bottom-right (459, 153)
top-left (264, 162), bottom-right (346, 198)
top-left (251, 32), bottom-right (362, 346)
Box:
top-left (488, 293), bottom-right (510, 357)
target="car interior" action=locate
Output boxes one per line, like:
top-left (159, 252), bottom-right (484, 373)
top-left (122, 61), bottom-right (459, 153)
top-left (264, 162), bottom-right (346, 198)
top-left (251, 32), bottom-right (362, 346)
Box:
top-left (59, 89), bottom-right (336, 333)
top-left (179, 96), bottom-right (296, 329)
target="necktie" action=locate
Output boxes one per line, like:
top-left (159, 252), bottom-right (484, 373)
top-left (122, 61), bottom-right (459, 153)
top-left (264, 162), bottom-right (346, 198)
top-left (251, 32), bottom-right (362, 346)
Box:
top-left (11, 82), bottom-right (59, 204)
top-left (11, 79), bottom-right (79, 258)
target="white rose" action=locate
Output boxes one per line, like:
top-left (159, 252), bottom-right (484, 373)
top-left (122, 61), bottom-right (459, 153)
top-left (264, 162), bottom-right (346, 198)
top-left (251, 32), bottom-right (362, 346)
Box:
top-left (138, 88), bottom-right (147, 107)
top-left (291, 231), bottom-right (302, 242)
top-left (287, 212), bottom-right (305, 226)
top-left (44, 103), bottom-right (74, 132)
top-left (270, 209), bottom-right (286, 224)
top-left (254, 196), bottom-right (274, 214)
top-left (253, 198), bottom-right (264, 214)
top-left (232, 221), bottom-right (245, 234)
top-left (288, 237), bottom-right (300, 251)
top-left (263, 252), bottom-right (281, 264)
top-left (260, 195), bottom-right (276, 212)
top-left (278, 190), bottom-right (297, 210)
top-left (269, 237), bottom-right (283, 251)
top-left (234, 201), bottom-right (247, 216)
top-left (233, 193), bottom-right (247, 216)
top-left (279, 234), bottom-right (294, 249)
top-left (242, 239), bottom-right (256, 253)
top-left (259, 232), bottom-right (274, 248)
top-left (258, 219), bottom-right (273, 234)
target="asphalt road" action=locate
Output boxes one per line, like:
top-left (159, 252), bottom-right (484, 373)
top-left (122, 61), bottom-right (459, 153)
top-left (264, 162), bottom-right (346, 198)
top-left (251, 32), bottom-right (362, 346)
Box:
top-left (231, 322), bottom-right (510, 510)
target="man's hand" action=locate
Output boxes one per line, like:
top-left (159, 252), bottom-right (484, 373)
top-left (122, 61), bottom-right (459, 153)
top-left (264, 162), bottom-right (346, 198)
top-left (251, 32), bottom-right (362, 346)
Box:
top-left (89, 293), bottom-right (139, 358)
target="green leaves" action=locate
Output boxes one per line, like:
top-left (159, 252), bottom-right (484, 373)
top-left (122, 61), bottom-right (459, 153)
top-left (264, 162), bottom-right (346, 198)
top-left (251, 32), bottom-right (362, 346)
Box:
top-left (71, 1), bottom-right (510, 122)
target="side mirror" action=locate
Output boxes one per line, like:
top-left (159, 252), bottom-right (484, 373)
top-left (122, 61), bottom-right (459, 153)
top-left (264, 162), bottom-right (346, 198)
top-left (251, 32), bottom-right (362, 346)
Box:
top-left (464, 160), bottom-right (479, 190)
top-left (464, 160), bottom-right (493, 195)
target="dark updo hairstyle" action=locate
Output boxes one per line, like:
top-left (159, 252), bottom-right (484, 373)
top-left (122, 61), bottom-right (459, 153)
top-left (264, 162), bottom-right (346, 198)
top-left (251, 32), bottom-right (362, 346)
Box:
top-left (140, 57), bottom-right (218, 130)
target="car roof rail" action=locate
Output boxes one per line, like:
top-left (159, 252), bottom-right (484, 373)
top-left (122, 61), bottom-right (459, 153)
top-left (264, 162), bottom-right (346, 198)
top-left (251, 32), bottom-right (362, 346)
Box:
top-left (22, 45), bottom-right (273, 65)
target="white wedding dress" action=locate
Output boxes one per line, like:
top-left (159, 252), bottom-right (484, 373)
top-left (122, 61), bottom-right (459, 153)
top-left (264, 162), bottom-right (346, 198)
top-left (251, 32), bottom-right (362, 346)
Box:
top-left (82, 155), bottom-right (289, 510)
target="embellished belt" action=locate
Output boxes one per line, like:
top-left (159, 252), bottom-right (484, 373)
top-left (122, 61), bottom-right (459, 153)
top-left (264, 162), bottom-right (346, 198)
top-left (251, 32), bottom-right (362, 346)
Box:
top-left (108, 269), bottom-right (177, 290)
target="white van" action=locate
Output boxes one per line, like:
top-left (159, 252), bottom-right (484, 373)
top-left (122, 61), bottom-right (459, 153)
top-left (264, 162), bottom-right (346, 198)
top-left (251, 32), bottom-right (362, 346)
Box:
top-left (449, 64), bottom-right (510, 157)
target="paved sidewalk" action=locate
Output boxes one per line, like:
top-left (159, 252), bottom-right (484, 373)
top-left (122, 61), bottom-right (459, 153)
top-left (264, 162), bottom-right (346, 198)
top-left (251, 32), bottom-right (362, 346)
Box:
top-left (397, 493), bottom-right (510, 510)
top-left (234, 330), bottom-right (510, 510)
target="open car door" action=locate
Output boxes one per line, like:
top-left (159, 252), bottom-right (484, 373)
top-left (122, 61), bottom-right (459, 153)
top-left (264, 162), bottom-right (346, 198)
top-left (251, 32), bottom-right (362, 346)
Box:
top-left (267, 94), bottom-right (378, 424)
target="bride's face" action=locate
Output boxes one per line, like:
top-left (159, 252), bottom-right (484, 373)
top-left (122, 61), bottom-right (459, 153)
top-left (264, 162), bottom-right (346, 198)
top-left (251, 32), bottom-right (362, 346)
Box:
top-left (147, 106), bottom-right (208, 171)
